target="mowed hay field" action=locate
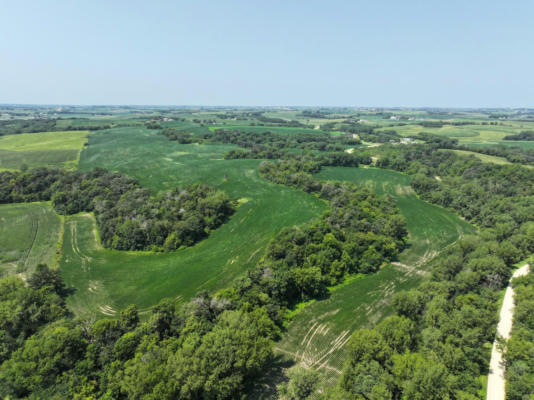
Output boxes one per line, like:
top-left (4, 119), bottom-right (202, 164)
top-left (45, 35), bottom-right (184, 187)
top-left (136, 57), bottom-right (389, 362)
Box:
top-left (274, 167), bottom-right (475, 389)
top-left (0, 202), bottom-right (62, 277)
top-left (60, 127), bottom-right (326, 318)
top-left (0, 130), bottom-right (89, 170)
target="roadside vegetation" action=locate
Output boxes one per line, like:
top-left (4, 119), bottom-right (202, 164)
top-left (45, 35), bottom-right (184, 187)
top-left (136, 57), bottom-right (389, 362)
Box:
top-left (505, 271), bottom-right (534, 399)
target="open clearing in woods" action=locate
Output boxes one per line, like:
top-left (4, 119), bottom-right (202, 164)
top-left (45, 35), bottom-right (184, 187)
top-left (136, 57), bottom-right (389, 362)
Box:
top-left (59, 127), bottom-right (326, 318)
top-left (0, 202), bottom-right (62, 277)
top-left (274, 167), bottom-right (475, 389)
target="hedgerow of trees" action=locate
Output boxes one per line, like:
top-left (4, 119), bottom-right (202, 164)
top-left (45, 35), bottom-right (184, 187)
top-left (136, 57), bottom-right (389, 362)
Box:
top-left (207, 129), bottom-right (360, 157)
top-left (0, 168), bottom-right (236, 251)
top-left (503, 130), bottom-right (534, 141)
top-left (0, 119), bottom-right (112, 135)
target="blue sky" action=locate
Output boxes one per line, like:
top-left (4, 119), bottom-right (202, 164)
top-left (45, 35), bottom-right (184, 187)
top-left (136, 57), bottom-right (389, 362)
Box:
top-left (1, 0), bottom-right (533, 107)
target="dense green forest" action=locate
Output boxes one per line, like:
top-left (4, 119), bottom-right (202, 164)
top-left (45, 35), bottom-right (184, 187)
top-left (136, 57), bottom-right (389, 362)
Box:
top-left (222, 158), bottom-right (407, 310)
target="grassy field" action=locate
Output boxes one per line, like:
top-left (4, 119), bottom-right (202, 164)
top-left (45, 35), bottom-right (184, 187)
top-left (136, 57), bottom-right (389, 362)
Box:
top-left (0, 202), bottom-right (62, 277)
top-left (274, 167), bottom-right (475, 389)
top-left (60, 127), bottom-right (326, 318)
top-left (0, 130), bottom-right (89, 170)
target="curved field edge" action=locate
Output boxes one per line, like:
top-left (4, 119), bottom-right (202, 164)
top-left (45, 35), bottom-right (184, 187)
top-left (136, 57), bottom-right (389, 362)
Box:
top-left (0, 202), bottom-right (62, 277)
top-left (272, 167), bottom-right (475, 389)
top-left (59, 127), bottom-right (327, 318)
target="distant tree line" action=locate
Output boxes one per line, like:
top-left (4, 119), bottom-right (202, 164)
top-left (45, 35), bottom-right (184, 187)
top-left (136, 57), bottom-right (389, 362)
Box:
top-left (0, 168), bottom-right (236, 251)
top-left (336, 122), bottom-right (405, 143)
top-left (0, 119), bottom-right (112, 136)
top-left (157, 128), bottom-right (202, 144)
top-left (250, 112), bottom-right (312, 128)
top-left (204, 128), bottom-right (361, 160)
top-left (299, 110), bottom-right (331, 118)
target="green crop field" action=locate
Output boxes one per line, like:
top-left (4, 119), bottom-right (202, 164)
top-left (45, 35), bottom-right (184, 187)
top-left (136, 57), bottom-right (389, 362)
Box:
top-left (0, 149), bottom-right (80, 171)
top-left (0, 202), bottom-right (62, 277)
top-left (0, 130), bottom-right (88, 151)
top-left (0, 130), bottom-right (89, 170)
top-left (60, 126), bottom-right (326, 318)
top-left (274, 167), bottom-right (475, 389)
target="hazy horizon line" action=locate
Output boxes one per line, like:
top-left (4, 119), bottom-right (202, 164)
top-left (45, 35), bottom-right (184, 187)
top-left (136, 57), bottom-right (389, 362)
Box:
top-left (1, 103), bottom-right (533, 111)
